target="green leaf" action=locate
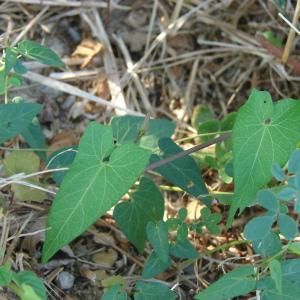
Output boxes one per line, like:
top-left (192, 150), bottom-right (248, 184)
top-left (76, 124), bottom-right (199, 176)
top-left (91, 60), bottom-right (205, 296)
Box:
top-left (16, 40), bottom-right (64, 67)
top-left (178, 207), bottom-right (187, 222)
top-left (111, 116), bottom-right (175, 150)
top-left (0, 262), bottom-right (12, 286)
top-left (150, 138), bottom-right (209, 204)
top-left (281, 259), bottom-right (300, 282)
top-left (271, 163), bottom-right (285, 181)
top-left (201, 207), bottom-right (222, 235)
top-left (278, 187), bottom-right (297, 201)
top-left (170, 239), bottom-right (198, 259)
top-left (46, 146), bottom-right (78, 185)
top-left (21, 119), bottom-right (46, 160)
top-left (262, 31), bottom-right (283, 48)
top-left (146, 221), bottom-right (169, 263)
top-left (102, 284), bottom-right (127, 300)
top-left (4, 48), bottom-right (17, 74)
top-left (191, 105), bottom-right (215, 129)
top-left (13, 271), bottom-right (46, 300)
top-left (14, 60), bottom-right (27, 75)
top-left (134, 282), bottom-right (176, 300)
top-left (243, 216), bottom-right (275, 241)
top-left (288, 242), bottom-right (300, 255)
top-left (195, 266), bottom-right (256, 300)
top-left (288, 149), bottom-right (300, 173)
top-left (0, 103), bottom-right (42, 145)
top-left (252, 231), bottom-right (282, 257)
top-left (269, 259), bottom-right (282, 292)
top-left (198, 120), bottom-right (220, 142)
top-left (261, 279), bottom-right (300, 300)
top-left (142, 251), bottom-right (171, 278)
top-left (114, 176), bottom-right (164, 253)
top-left (42, 123), bottom-right (151, 262)
top-left (257, 189), bottom-right (279, 212)
top-left (228, 89), bottom-right (300, 226)
top-left (278, 213), bottom-right (298, 240)
top-left (9, 74), bottom-right (22, 87)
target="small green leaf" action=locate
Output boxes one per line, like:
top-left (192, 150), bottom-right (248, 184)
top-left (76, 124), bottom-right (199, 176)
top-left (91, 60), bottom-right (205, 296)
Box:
top-left (14, 60), bottom-right (27, 74)
top-left (134, 282), bottom-right (176, 300)
top-left (269, 259), bottom-right (282, 292)
top-left (9, 74), bottom-right (22, 87)
top-left (271, 163), bottom-right (285, 181)
top-left (288, 242), bottom-right (300, 255)
top-left (262, 31), bottom-right (283, 48)
top-left (16, 40), bottom-right (64, 67)
top-left (228, 89), bottom-right (300, 226)
top-left (281, 259), bottom-right (300, 282)
top-left (111, 116), bottom-right (175, 150)
top-left (102, 284), bottom-right (127, 300)
top-left (252, 231), bottom-right (281, 257)
top-left (257, 189), bottom-right (279, 212)
top-left (142, 251), bottom-right (171, 278)
top-left (170, 239), bottom-right (198, 259)
top-left (278, 187), bottom-right (297, 201)
top-left (0, 262), bottom-right (12, 286)
top-left (278, 214), bottom-right (297, 240)
top-left (146, 221), bottom-right (169, 263)
top-left (198, 120), bottom-right (220, 142)
top-left (42, 123), bottom-right (151, 262)
top-left (13, 271), bottom-right (46, 300)
top-left (178, 207), bottom-right (187, 222)
top-left (261, 278), bottom-right (300, 300)
top-left (195, 266), bottom-right (256, 300)
top-left (114, 177), bottom-right (164, 253)
top-left (244, 216), bottom-right (275, 241)
top-left (191, 105), bottom-right (215, 129)
top-left (150, 138), bottom-right (209, 204)
top-left (0, 103), bottom-right (42, 145)
top-left (4, 48), bottom-right (17, 74)
top-left (288, 149), bottom-right (300, 173)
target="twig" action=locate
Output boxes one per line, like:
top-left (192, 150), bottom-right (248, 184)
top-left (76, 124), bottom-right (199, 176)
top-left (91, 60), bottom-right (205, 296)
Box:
top-left (22, 71), bottom-right (143, 116)
top-left (145, 132), bottom-right (231, 171)
top-left (281, 0), bottom-right (300, 63)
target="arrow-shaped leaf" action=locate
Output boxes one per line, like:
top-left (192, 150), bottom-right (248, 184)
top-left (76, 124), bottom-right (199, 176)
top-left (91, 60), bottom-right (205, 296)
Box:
top-left (228, 90), bottom-right (300, 226)
top-left (42, 123), bottom-right (151, 262)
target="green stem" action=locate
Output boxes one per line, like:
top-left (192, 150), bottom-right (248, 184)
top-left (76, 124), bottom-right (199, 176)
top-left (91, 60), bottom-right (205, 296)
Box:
top-left (4, 75), bottom-right (9, 104)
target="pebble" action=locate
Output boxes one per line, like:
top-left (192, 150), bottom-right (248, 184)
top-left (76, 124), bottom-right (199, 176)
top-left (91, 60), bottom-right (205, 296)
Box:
top-left (57, 271), bottom-right (75, 290)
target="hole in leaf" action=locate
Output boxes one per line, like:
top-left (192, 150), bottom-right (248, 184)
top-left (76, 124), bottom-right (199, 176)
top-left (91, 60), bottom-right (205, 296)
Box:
top-left (102, 156), bottom-right (110, 163)
top-left (187, 181), bottom-right (195, 188)
top-left (264, 118), bottom-right (271, 125)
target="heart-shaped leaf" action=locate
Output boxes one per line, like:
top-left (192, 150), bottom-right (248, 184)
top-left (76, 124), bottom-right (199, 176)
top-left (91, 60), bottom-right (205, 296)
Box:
top-left (114, 176), bottom-right (164, 253)
top-left (146, 221), bottom-right (169, 263)
top-left (16, 40), bottom-right (64, 67)
top-left (0, 103), bottom-right (42, 145)
top-left (42, 123), bottom-right (150, 262)
top-left (228, 90), bottom-right (300, 225)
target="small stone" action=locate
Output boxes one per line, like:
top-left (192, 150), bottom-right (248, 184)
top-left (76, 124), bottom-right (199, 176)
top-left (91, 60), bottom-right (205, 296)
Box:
top-left (61, 95), bottom-right (76, 110)
top-left (57, 271), bottom-right (75, 290)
